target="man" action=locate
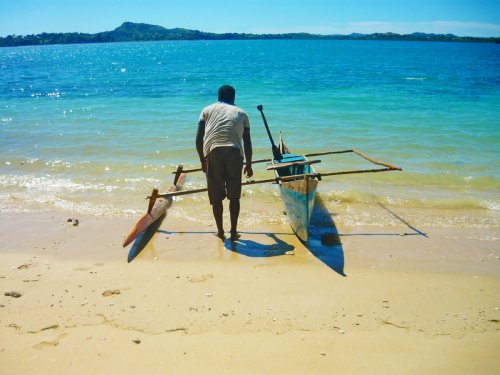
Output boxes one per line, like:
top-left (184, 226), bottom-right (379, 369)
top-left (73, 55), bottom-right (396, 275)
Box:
top-left (196, 85), bottom-right (253, 241)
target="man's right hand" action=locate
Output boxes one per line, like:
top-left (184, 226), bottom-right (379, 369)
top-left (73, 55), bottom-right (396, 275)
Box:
top-left (201, 159), bottom-right (207, 173)
top-left (244, 164), bottom-right (253, 178)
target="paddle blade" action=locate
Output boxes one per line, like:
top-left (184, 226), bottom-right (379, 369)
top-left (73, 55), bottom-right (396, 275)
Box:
top-left (272, 145), bottom-right (283, 161)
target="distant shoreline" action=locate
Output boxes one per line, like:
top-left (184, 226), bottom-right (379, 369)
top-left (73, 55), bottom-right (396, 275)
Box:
top-left (1, 21), bottom-right (499, 47)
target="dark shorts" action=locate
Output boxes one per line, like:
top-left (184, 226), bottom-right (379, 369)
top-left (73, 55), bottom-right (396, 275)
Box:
top-left (206, 146), bottom-right (243, 205)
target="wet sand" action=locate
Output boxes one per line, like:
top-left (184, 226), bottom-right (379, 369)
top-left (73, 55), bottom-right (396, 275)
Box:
top-left (0, 204), bottom-right (499, 374)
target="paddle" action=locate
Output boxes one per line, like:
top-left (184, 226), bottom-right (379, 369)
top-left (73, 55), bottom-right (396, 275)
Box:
top-left (257, 105), bottom-right (283, 161)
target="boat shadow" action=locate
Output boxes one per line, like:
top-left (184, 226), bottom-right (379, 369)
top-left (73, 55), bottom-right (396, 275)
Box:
top-left (127, 213), bottom-right (165, 263)
top-left (225, 233), bottom-right (295, 257)
top-left (305, 195), bottom-right (346, 277)
top-left (376, 202), bottom-right (429, 237)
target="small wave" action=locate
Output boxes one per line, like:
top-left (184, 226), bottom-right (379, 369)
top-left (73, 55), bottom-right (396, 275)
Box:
top-left (0, 174), bottom-right (119, 193)
top-left (405, 77), bottom-right (427, 80)
top-left (481, 200), bottom-right (500, 211)
top-left (319, 189), bottom-right (500, 212)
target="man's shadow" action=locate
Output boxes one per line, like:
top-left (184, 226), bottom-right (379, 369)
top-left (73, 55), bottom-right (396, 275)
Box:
top-left (129, 196), bottom-right (345, 276)
top-left (225, 233), bottom-right (294, 257)
top-left (304, 195), bottom-right (346, 277)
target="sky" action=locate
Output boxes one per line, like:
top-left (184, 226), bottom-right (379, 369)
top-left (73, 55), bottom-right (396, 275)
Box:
top-left (0, 0), bottom-right (499, 37)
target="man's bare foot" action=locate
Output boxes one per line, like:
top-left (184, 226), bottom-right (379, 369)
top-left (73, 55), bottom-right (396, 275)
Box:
top-left (230, 231), bottom-right (241, 241)
top-left (214, 231), bottom-right (225, 240)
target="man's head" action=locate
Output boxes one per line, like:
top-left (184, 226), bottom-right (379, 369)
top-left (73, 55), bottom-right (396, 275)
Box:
top-left (218, 85), bottom-right (236, 104)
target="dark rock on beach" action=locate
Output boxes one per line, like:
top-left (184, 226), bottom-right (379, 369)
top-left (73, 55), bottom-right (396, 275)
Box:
top-left (5, 291), bottom-right (22, 298)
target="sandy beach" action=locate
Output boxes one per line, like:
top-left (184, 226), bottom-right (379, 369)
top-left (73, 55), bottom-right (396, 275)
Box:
top-left (1, 201), bottom-right (498, 374)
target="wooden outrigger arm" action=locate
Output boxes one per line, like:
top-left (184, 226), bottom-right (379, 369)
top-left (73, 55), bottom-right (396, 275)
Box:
top-left (154, 166), bottom-right (401, 199)
top-left (146, 188), bottom-right (158, 214)
top-left (156, 149), bottom-right (402, 199)
top-left (146, 165), bottom-right (184, 213)
top-left (152, 177), bottom-right (278, 199)
top-left (173, 149), bottom-right (401, 174)
top-left (173, 157), bottom-right (273, 174)
top-left (173, 164), bottom-right (184, 186)
top-left (266, 159), bottom-right (322, 170)
top-left (350, 149), bottom-right (401, 171)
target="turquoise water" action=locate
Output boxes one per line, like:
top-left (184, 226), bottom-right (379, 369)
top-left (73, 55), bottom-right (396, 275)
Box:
top-left (0, 40), bottom-right (499, 219)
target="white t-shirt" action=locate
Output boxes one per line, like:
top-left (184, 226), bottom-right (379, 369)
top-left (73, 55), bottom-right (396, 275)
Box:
top-left (199, 102), bottom-right (250, 157)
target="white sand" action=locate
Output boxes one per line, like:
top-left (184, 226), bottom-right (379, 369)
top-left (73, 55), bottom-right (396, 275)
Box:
top-left (0, 207), bottom-right (499, 374)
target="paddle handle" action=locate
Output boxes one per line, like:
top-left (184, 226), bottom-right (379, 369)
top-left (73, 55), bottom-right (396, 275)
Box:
top-left (257, 105), bottom-right (275, 145)
top-left (257, 105), bottom-right (282, 161)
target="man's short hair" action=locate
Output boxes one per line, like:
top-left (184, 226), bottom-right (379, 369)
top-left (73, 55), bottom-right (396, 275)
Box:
top-left (218, 85), bottom-right (236, 104)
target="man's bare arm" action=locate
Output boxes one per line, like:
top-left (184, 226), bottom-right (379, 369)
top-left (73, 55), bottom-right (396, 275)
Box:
top-left (243, 127), bottom-right (253, 178)
top-left (196, 120), bottom-right (206, 172)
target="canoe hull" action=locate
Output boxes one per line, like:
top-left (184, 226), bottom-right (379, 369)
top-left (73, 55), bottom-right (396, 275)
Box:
top-left (272, 139), bottom-right (319, 242)
top-left (279, 178), bottom-right (318, 242)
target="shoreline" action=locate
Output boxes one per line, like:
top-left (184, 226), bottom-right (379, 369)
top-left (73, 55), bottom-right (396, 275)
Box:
top-left (1, 208), bottom-right (499, 374)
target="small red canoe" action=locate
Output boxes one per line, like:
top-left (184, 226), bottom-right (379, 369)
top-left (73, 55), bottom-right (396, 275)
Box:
top-left (123, 172), bottom-right (185, 247)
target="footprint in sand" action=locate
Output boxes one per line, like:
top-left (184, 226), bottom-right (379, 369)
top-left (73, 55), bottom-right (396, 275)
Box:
top-left (102, 289), bottom-right (121, 297)
top-left (33, 333), bottom-right (67, 350)
top-left (74, 266), bottom-right (92, 271)
top-left (188, 274), bottom-right (214, 283)
top-left (17, 263), bottom-right (34, 270)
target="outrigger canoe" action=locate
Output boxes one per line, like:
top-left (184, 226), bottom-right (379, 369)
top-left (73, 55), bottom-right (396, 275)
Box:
top-left (257, 104), bottom-right (401, 242)
top-left (127, 105), bottom-right (402, 244)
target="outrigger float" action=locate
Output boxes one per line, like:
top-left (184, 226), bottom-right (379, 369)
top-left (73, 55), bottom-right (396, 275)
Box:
top-left (123, 105), bottom-right (402, 246)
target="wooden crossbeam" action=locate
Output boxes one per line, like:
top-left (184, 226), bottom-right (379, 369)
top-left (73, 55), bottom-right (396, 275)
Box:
top-left (266, 159), bottom-right (322, 170)
top-left (154, 163), bottom-right (402, 199)
top-left (172, 148), bottom-right (401, 174)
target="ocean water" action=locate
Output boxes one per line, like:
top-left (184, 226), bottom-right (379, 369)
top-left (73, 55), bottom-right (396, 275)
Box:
top-left (0, 40), bottom-right (499, 226)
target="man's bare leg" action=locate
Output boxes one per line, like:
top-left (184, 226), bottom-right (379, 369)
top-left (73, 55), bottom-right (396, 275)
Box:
top-left (229, 199), bottom-right (241, 241)
top-left (212, 200), bottom-right (225, 240)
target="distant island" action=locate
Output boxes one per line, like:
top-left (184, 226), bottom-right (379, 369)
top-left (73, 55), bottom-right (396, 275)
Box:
top-left (1, 22), bottom-right (499, 47)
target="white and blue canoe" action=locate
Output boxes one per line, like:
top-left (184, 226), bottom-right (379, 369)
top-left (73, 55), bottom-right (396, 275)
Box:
top-left (268, 144), bottom-right (320, 242)
top-left (267, 134), bottom-right (321, 242)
